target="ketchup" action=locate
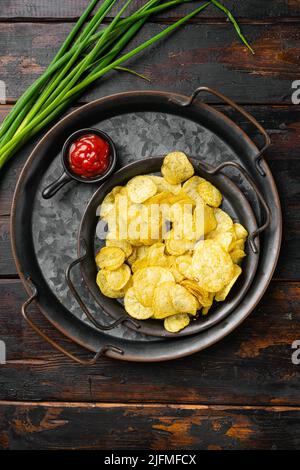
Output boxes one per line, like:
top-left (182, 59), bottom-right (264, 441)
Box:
top-left (68, 134), bottom-right (110, 178)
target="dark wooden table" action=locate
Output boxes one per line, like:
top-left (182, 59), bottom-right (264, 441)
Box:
top-left (0, 1), bottom-right (300, 450)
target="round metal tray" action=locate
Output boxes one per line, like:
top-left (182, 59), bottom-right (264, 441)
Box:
top-left (11, 87), bottom-right (282, 363)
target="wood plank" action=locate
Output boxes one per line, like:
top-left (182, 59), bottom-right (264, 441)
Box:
top-left (0, 22), bottom-right (299, 105)
top-left (0, 217), bottom-right (14, 276)
top-left (0, 107), bottom-right (53, 215)
top-left (1, 105), bottom-right (299, 279)
top-left (0, 401), bottom-right (299, 450)
top-left (1, 0), bottom-right (300, 21)
top-left (0, 279), bottom-right (299, 405)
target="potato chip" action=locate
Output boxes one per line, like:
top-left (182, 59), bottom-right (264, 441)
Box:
top-left (133, 266), bottom-right (174, 308)
top-left (213, 231), bottom-right (234, 252)
top-left (167, 255), bottom-right (184, 283)
top-left (168, 202), bottom-right (186, 225)
top-left (105, 208), bottom-right (118, 236)
top-left (147, 242), bottom-right (165, 256)
top-left (127, 246), bottom-right (138, 266)
top-left (214, 208), bottom-right (234, 232)
top-left (95, 246), bottom-right (125, 270)
top-left (180, 279), bottom-right (202, 293)
top-left (131, 257), bottom-right (149, 273)
top-left (161, 152), bottom-right (194, 184)
top-left (129, 239), bottom-right (145, 247)
top-left (230, 249), bottom-right (246, 265)
top-left (174, 255), bottom-right (193, 278)
top-left (114, 186), bottom-right (130, 207)
top-left (165, 229), bottom-right (194, 255)
top-left (192, 239), bottom-right (234, 292)
top-left (130, 246), bottom-right (151, 271)
top-left (169, 267), bottom-right (185, 283)
top-left (197, 180), bottom-right (222, 207)
top-left (148, 175), bottom-right (181, 195)
top-left (164, 313), bottom-right (190, 333)
top-left (152, 281), bottom-right (178, 319)
top-left (170, 284), bottom-right (199, 315)
top-left (106, 240), bottom-right (133, 258)
top-left (127, 175), bottom-right (157, 203)
top-left (180, 279), bottom-right (213, 307)
top-left (165, 236), bottom-right (194, 256)
top-left (182, 176), bottom-right (205, 204)
top-left (169, 202), bottom-right (195, 240)
top-left (194, 202), bottom-right (217, 238)
top-left (233, 223), bottom-right (248, 240)
top-left (136, 245), bottom-right (151, 259)
top-left (201, 293), bottom-right (214, 309)
top-left (100, 186), bottom-right (123, 220)
top-left (229, 239), bottom-right (245, 252)
top-left (202, 305), bottom-right (212, 316)
top-left (103, 264), bottom-right (131, 291)
top-left (215, 265), bottom-right (242, 301)
top-left (147, 243), bottom-right (169, 268)
top-left (204, 204), bottom-right (218, 235)
top-left (140, 222), bottom-right (163, 246)
top-left (166, 192), bottom-right (195, 207)
top-left (127, 202), bottom-right (142, 219)
top-left (96, 270), bottom-right (127, 298)
top-left (114, 190), bottom-right (132, 230)
top-left (128, 203), bottom-right (163, 245)
top-left (104, 189), bottom-right (131, 241)
top-left (145, 191), bottom-right (171, 206)
top-left (124, 287), bottom-right (154, 319)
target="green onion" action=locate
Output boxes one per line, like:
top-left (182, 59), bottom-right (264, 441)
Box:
top-left (211, 0), bottom-right (254, 54)
top-left (0, 0), bottom-right (101, 142)
top-left (0, 0), bottom-right (253, 169)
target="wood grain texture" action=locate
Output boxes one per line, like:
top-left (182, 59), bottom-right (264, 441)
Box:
top-left (0, 402), bottom-right (299, 450)
top-left (1, 105), bottom-right (299, 279)
top-left (0, 1), bottom-right (300, 451)
top-left (1, 0), bottom-right (300, 21)
top-left (0, 22), bottom-right (298, 105)
top-left (0, 107), bottom-right (55, 215)
top-left (0, 217), bottom-right (14, 276)
top-left (0, 279), bottom-right (299, 405)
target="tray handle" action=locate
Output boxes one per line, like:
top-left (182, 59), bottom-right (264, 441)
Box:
top-left (66, 243), bottom-right (140, 332)
top-left (170, 86), bottom-right (271, 177)
top-left (22, 278), bottom-right (123, 365)
top-left (204, 161), bottom-right (271, 253)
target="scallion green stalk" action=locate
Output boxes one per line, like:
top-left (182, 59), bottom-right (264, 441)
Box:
top-left (0, 0), bottom-right (254, 169)
top-left (0, 0), bottom-right (101, 141)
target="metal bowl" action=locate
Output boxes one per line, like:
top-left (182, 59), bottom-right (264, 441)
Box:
top-left (69, 156), bottom-right (263, 338)
top-left (42, 128), bottom-right (117, 199)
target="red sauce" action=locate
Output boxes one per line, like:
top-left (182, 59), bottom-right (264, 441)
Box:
top-left (68, 134), bottom-right (110, 178)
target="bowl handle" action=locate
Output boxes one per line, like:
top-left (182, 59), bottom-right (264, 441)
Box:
top-left (21, 278), bottom-right (123, 365)
top-left (65, 243), bottom-right (140, 332)
top-left (204, 161), bottom-right (271, 254)
top-left (170, 86), bottom-right (271, 177)
top-left (42, 171), bottom-right (72, 199)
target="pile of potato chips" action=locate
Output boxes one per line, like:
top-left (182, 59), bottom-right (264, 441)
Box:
top-left (95, 152), bottom-right (248, 333)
